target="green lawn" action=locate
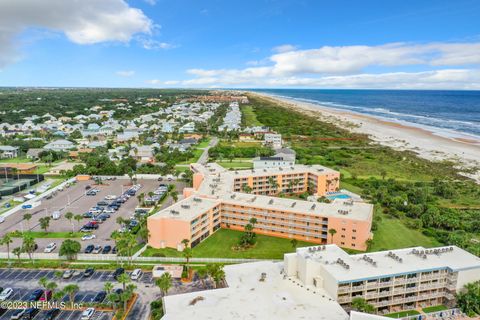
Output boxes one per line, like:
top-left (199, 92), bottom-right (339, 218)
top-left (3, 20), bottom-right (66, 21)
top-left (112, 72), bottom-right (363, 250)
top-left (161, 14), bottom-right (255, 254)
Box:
top-left (142, 228), bottom-right (316, 259)
top-left (422, 305), bottom-right (448, 313)
top-left (241, 105), bottom-right (263, 127)
top-left (196, 138), bottom-right (211, 149)
top-left (12, 231), bottom-right (87, 238)
top-left (0, 157), bottom-right (31, 163)
top-left (368, 212), bottom-right (441, 252)
top-left (177, 148), bottom-right (204, 165)
top-left (385, 310), bottom-right (420, 318)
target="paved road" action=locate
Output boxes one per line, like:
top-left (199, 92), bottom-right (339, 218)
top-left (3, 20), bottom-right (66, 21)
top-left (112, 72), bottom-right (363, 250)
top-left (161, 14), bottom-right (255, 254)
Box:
top-left (197, 137), bottom-right (219, 165)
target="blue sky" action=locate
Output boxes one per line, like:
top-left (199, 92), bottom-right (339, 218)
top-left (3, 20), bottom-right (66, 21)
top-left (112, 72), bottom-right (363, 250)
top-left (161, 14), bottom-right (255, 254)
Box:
top-left (0, 0), bottom-right (479, 89)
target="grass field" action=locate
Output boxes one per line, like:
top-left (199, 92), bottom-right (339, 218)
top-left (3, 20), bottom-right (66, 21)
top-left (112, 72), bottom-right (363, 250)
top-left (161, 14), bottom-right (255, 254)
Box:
top-left (368, 212), bottom-right (441, 252)
top-left (142, 228), bottom-right (316, 259)
top-left (196, 138), bottom-right (211, 149)
top-left (385, 310), bottom-right (420, 318)
top-left (0, 157), bottom-right (31, 163)
top-left (422, 305), bottom-right (448, 313)
top-left (12, 231), bottom-right (87, 238)
top-left (241, 105), bottom-right (263, 127)
top-left (177, 148), bottom-right (204, 165)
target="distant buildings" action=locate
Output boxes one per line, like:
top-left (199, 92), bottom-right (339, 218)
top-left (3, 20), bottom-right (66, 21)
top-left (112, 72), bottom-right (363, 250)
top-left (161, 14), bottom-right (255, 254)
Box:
top-left (44, 139), bottom-right (75, 152)
top-left (0, 146), bottom-right (19, 158)
top-left (253, 147), bottom-right (296, 169)
top-left (264, 132), bottom-right (283, 149)
top-left (218, 102), bottom-right (241, 132)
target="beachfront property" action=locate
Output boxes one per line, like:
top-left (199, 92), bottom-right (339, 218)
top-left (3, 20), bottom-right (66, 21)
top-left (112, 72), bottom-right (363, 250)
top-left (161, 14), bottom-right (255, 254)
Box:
top-left (162, 244), bottom-right (479, 319)
top-left (147, 163), bottom-right (373, 250)
top-left (284, 244), bottom-right (480, 316)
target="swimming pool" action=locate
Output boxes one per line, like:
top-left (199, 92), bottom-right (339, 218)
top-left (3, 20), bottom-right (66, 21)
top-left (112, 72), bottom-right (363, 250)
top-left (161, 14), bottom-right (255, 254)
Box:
top-left (326, 193), bottom-right (351, 200)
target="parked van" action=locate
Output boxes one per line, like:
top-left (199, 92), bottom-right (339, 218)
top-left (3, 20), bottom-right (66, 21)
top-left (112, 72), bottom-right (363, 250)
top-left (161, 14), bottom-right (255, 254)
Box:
top-left (130, 269), bottom-right (143, 280)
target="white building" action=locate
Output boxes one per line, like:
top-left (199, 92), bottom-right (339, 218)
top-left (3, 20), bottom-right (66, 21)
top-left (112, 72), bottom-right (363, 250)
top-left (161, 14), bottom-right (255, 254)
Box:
top-left (253, 148), bottom-right (296, 169)
top-left (179, 122), bottom-right (195, 133)
top-left (264, 132), bottom-right (282, 148)
top-left (284, 245), bottom-right (480, 315)
top-left (44, 139), bottom-right (75, 152)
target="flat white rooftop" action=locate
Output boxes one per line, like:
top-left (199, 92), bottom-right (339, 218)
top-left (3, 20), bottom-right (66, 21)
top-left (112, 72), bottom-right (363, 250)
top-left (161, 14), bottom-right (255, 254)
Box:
top-left (163, 261), bottom-right (349, 320)
top-left (295, 245), bottom-right (480, 283)
top-left (149, 196), bottom-right (219, 221)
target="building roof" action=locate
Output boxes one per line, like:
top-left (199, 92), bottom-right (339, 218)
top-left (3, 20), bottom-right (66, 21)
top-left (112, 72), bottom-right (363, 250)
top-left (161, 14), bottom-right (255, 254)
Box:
top-left (292, 244), bottom-right (480, 283)
top-left (163, 261), bottom-right (349, 320)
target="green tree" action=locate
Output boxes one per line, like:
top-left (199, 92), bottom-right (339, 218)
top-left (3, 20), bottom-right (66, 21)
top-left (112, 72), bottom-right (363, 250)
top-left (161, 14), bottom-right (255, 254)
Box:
top-left (155, 272), bottom-right (172, 296)
top-left (23, 213), bottom-right (32, 230)
top-left (290, 238), bottom-right (298, 250)
top-left (1, 232), bottom-right (13, 265)
top-left (59, 239), bottom-right (81, 260)
top-left (12, 247), bottom-right (22, 262)
top-left (351, 298), bottom-right (375, 314)
top-left (328, 228), bottom-right (337, 244)
top-left (170, 190), bottom-right (179, 203)
top-left (65, 211), bottom-right (74, 233)
top-left (21, 234), bottom-right (36, 263)
top-left (39, 216), bottom-right (51, 233)
top-left (104, 282), bottom-right (114, 295)
top-left (457, 280), bottom-right (480, 316)
top-left (196, 268), bottom-right (208, 289)
top-left (63, 284), bottom-right (79, 308)
top-left (74, 214), bottom-right (83, 231)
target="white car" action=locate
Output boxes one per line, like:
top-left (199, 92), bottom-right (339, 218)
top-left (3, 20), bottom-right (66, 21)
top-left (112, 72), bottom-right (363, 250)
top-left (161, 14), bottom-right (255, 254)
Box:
top-left (44, 242), bottom-right (57, 253)
top-left (92, 246), bottom-right (102, 254)
top-left (0, 216), bottom-right (5, 224)
top-left (0, 287), bottom-right (13, 301)
top-left (130, 268), bottom-right (143, 280)
top-left (81, 234), bottom-right (96, 241)
top-left (81, 308), bottom-right (95, 320)
top-left (104, 195), bottom-right (117, 200)
top-left (103, 208), bottom-right (115, 214)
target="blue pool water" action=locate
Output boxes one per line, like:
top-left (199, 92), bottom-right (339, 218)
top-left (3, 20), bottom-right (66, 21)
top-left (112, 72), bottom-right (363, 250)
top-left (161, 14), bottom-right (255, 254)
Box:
top-left (326, 194), bottom-right (351, 200)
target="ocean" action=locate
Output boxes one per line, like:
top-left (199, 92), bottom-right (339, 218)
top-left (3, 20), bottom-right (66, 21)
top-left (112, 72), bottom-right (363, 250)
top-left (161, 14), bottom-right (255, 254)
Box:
top-left (252, 89), bottom-right (480, 140)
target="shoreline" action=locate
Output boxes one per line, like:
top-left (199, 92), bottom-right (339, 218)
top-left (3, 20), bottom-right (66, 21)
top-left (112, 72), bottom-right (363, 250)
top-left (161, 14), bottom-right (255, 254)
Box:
top-left (249, 92), bottom-right (480, 182)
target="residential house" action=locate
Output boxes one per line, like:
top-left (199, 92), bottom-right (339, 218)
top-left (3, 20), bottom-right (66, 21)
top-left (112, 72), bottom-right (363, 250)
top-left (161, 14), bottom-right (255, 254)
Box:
top-left (44, 139), bottom-right (75, 152)
top-left (0, 146), bottom-right (19, 158)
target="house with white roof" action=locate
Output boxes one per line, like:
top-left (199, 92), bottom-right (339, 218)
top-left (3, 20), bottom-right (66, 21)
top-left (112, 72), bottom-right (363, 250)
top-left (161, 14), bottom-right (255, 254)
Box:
top-left (44, 139), bottom-right (75, 152)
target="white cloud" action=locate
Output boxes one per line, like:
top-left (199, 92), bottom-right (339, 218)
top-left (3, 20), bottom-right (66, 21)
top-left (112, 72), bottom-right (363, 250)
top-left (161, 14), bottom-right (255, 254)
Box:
top-left (144, 0), bottom-right (157, 5)
top-left (138, 38), bottom-right (175, 50)
top-left (0, 0), bottom-right (154, 68)
top-left (116, 70), bottom-right (135, 77)
top-left (272, 44), bottom-right (297, 53)
top-left (145, 79), bottom-right (162, 85)
top-left (166, 41), bottom-right (480, 89)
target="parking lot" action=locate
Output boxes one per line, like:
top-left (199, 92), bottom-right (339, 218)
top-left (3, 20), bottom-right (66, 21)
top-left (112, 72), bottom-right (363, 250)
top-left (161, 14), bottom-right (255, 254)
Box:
top-left (0, 178), bottom-right (186, 253)
top-left (0, 268), bottom-right (156, 320)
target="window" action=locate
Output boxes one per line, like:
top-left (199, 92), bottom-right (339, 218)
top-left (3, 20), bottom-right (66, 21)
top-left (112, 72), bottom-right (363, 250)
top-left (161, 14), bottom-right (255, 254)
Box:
top-left (352, 236), bottom-right (356, 240)
top-left (353, 229), bottom-right (357, 233)
top-left (342, 228), bottom-right (346, 231)
top-left (351, 244), bottom-right (355, 247)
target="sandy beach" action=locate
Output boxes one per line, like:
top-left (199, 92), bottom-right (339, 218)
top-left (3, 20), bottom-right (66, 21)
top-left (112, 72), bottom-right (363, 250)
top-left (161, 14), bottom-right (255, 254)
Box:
top-left (250, 92), bottom-right (480, 182)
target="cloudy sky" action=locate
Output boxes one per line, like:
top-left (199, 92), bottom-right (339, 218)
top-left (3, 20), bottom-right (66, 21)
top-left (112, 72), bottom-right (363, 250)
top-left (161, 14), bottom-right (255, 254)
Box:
top-left (0, 0), bottom-right (479, 89)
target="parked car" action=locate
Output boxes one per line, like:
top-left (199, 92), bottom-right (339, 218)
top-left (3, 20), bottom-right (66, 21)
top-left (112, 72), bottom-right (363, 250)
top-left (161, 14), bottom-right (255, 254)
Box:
top-left (91, 291), bottom-right (106, 303)
top-left (97, 201), bottom-right (109, 207)
top-left (86, 190), bottom-right (97, 196)
top-left (84, 245), bottom-right (94, 254)
top-left (80, 308), bottom-right (95, 320)
top-left (92, 245), bottom-right (102, 254)
top-left (102, 246), bottom-right (112, 254)
top-left (84, 268), bottom-right (95, 277)
top-left (85, 185), bottom-right (91, 190)
top-left (62, 269), bottom-right (74, 279)
top-left (27, 289), bottom-right (43, 301)
top-left (44, 242), bottom-right (56, 253)
top-left (22, 308), bottom-right (39, 320)
top-left (0, 288), bottom-right (13, 301)
top-left (113, 268), bottom-right (124, 280)
top-left (103, 208), bottom-right (115, 214)
top-left (112, 246), bottom-right (117, 254)
top-left (83, 212), bottom-right (94, 218)
top-left (10, 309), bottom-right (25, 320)
top-left (104, 195), bottom-right (117, 200)
top-left (130, 269), bottom-right (143, 280)
top-left (43, 308), bottom-right (60, 320)
top-left (39, 290), bottom-right (52, 301)
top-left (81, 234), bottom-right (96, 241)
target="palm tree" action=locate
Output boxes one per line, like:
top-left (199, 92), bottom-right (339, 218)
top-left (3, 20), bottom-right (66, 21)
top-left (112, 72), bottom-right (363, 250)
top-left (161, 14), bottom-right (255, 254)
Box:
top-left (104, 282), bottom-right (114, 295)
top-left (12, 247), bottom-right (22, 262)
top-left (181, 238), bottom-right (190, 249)
top-left (74, 214), bottom-right (83, 231)
top-left (63, 284), bottom-right (79, 307)
top-left (22, 234), bottom-right (36, 263)
top-left (46, 281), bottom-right (58, 302)
top-left (182, 247), bottom-right (193, 277)
top-left (23, 213), bottom-right (32, 230)
top-left (328, 228), bottom-right (337, 244)
top-left (65, 211), bottom-right (74, 233)
top-left (196, 268), bottom-right (208, 289)
top-left (170, 190), bottom-right (179, 203)
top-left (1, 233), bottom-right (13, 265)
top-left (155, 272), bottom-right (172, 296)
top-left (39, 276), bottom-right (48, 300)
top-left (39, 216), bottom-right (51, 233)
